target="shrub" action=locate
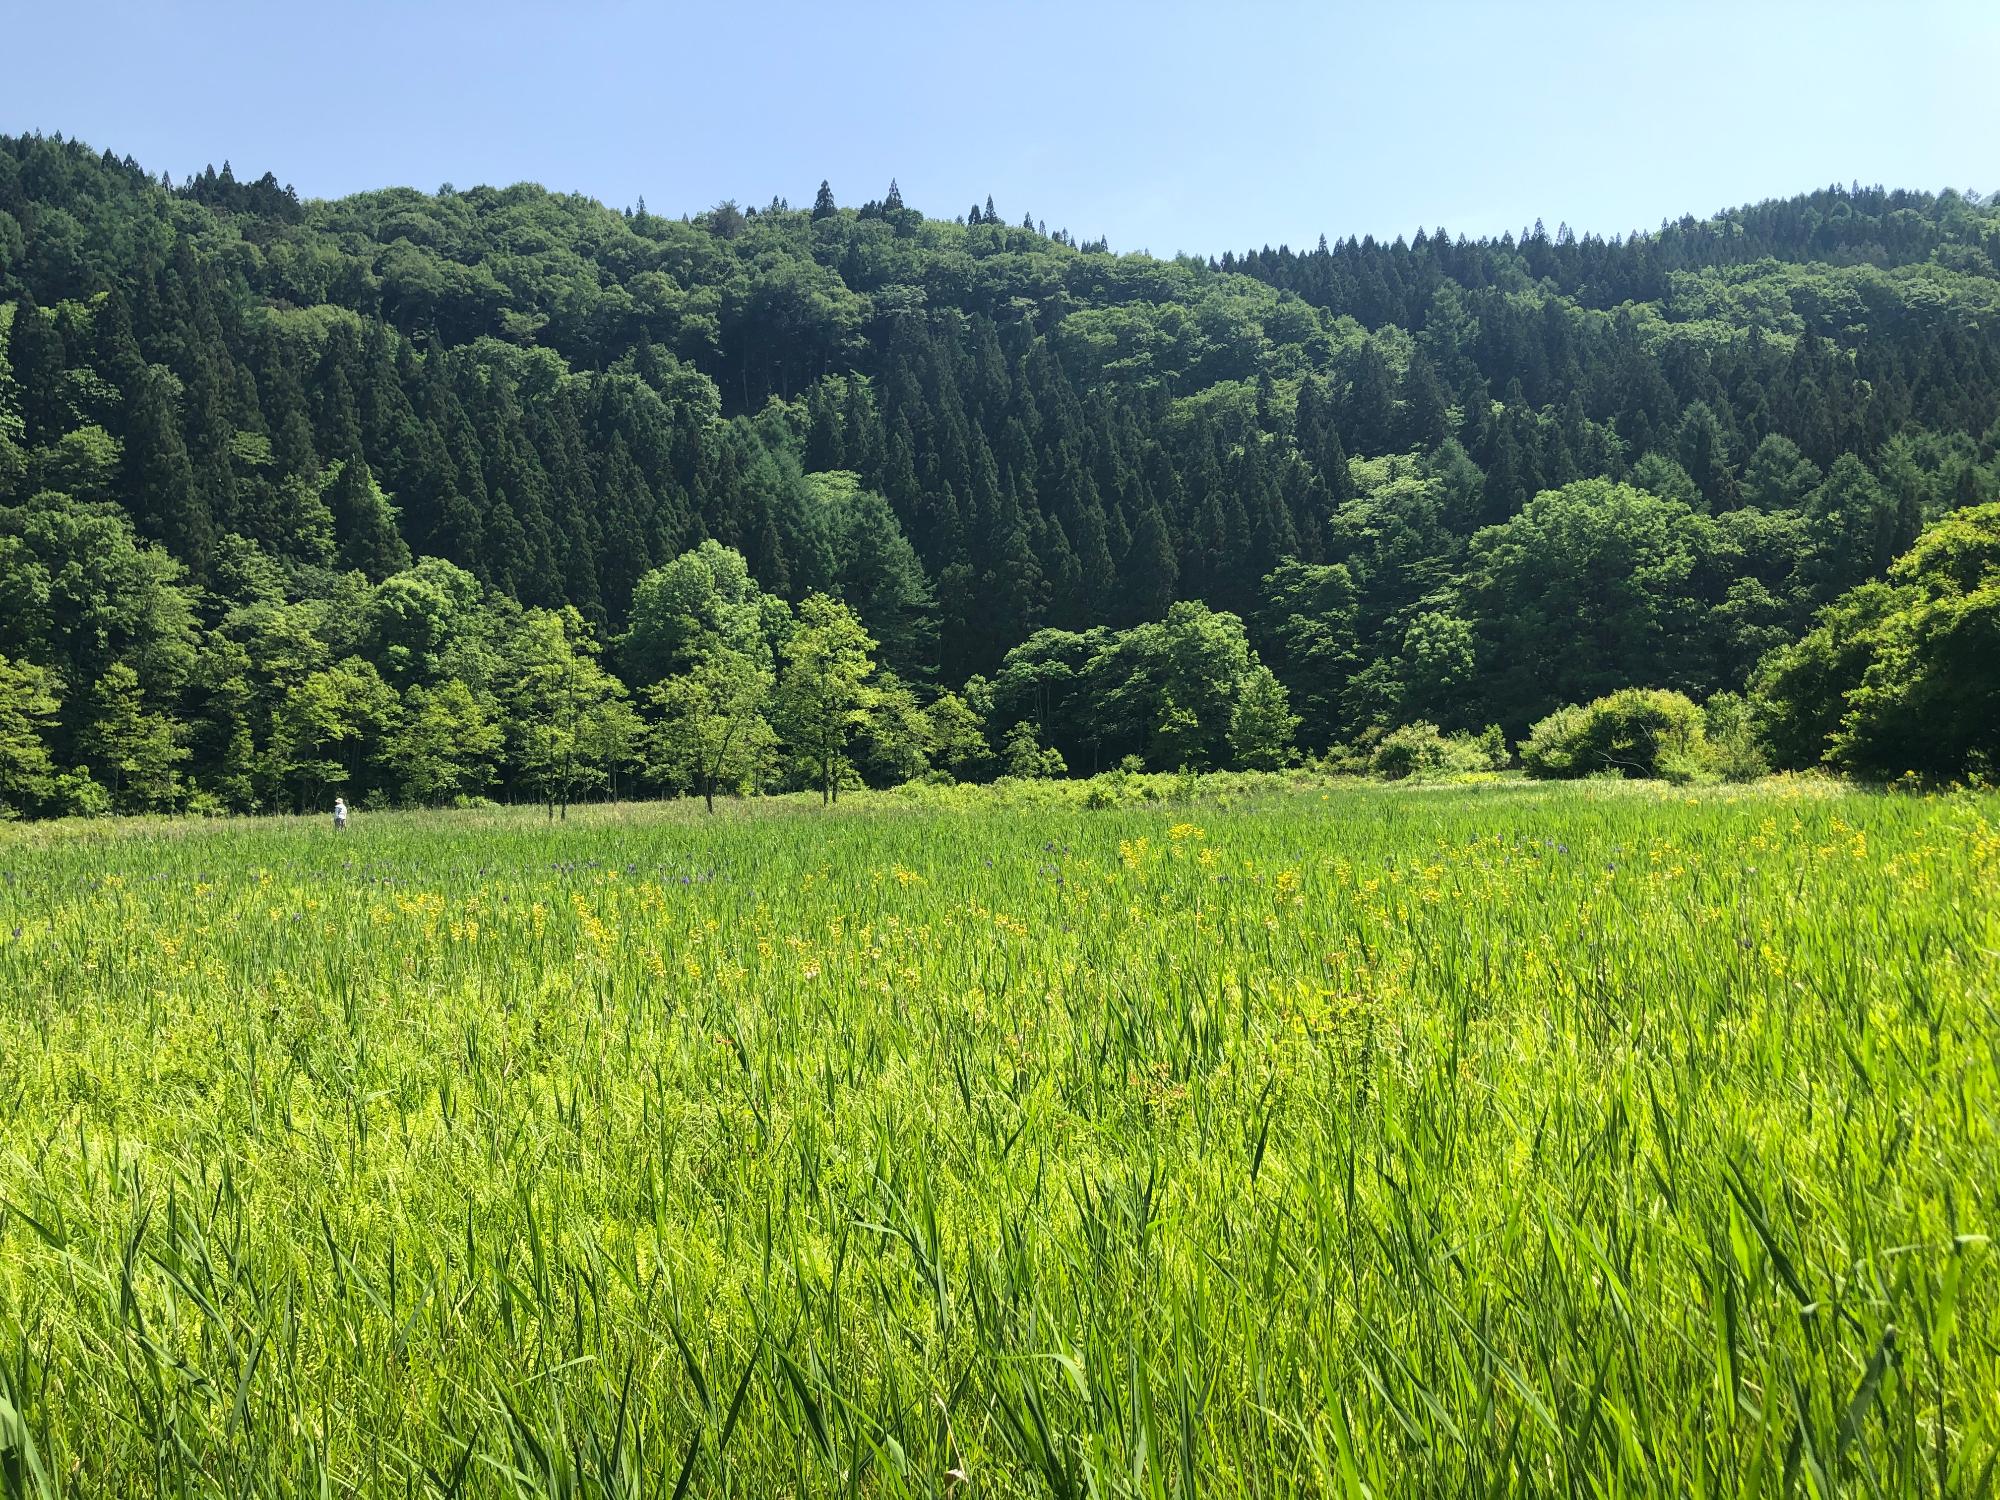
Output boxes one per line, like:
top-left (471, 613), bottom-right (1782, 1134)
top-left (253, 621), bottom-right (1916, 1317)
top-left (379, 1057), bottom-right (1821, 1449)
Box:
top-left (1001, 720), bottom-right (1067, 780)
top-left (55, 769), bottom-right (112, 817)
top-left (1519, 705), bottom-right (1588, 778)
top-left (1316, 740), bottom-right (1374, 777)
top-left (1371, 722), bottom-right (1505, 780)
top-left (1522, 689), bottom-right (1708, 782)
top-left (1700, 692), bottom-right (1768, 782)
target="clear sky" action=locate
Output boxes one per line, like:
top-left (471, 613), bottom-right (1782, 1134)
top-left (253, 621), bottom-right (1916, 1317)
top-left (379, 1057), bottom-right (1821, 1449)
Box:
top-left (8, 0), bottom-right (1997, 258)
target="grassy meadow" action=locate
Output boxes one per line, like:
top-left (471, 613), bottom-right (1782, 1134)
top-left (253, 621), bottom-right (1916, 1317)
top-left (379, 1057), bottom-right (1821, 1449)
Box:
top-left (0, 776), bottom-right (1996, 1497)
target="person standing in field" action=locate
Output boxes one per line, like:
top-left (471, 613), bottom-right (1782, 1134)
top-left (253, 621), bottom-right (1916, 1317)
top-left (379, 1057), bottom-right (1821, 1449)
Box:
top-left (332, 796), bottom-right (348, 831)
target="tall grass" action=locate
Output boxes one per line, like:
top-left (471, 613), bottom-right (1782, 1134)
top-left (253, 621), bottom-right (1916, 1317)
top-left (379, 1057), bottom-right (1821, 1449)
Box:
top-left (0, 777), bottom-right (1995, 1496)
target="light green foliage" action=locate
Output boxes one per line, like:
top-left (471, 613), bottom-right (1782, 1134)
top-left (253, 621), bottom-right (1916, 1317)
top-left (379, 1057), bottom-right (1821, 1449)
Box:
top-left (0, 432), bottom-right (24, 504)
top-left (1701, 691), bottom-right (1770, 782)
top-left (1396, 608), bottom-right (1477, 721)
top-left (803, 471), bottom-right (937, 683)
top-left (1254, 559), bottom-right (1360, 748)
top-left (631, 543), bottom-right (788, 810)
top-left (78, 660), bottom-right (188, 812)
top-left (922, 689), bottom-right (991, 782)
top-left (1741, 433), bottom-right (1822, 511)
top-left (855, 670), bottom-right (931, 786)
top-left (1312, 452), bottom-right (1479, 732)
top-left (0, 782), bottom-right (1994, 1493)
top-left (271, 656), bottom-right (400, 811)
top-left (1155, 602), bottom-right (1254, 769)
top-left (0, 492), bottom-right (198, 703)
top-left (361, 558), bottom-right (494, 690)
top-left (0, 653), bottom-right (60, 815)
top-left (773, 593), bottom-right (879, 804)
top-left (994, 628), bottom-right (1102, 746)
top-left (504, 606), bottom-right (638, 816)
top-left (28, 423), bottom-right (122, 504)
top-left (388, 680), bottom-right (503, 806)
top-left (1079, 602), bottom-right (1274, 771)
top-left (1228, 663), bottom-right (1298, 769)
top-left (622, 540), bottom-right (775, 687)
top-left (1466, 480), bottom-right (1716, 729)
top-left (1522, 687), bottom-right (1710, 782)
top-left (8, 141), bottom-right (2000, 815)
top-left (645, 648), bottom-right (776, 811)
top-left (1370, 719), bottom-right (1502, 780)
top-left (1001, 717), bottom-right (1067, 779)
top-left (1755, 503), bottom-right (2000, 779)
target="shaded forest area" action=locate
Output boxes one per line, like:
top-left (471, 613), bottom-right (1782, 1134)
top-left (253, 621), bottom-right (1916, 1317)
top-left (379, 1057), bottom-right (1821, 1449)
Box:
top-left (2, 133), bottom-right (1997, 814)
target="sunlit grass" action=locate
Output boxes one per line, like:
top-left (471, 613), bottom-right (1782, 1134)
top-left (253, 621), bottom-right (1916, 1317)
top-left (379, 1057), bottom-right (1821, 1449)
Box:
top-left (1, 776), bottom-right (1996, 1496)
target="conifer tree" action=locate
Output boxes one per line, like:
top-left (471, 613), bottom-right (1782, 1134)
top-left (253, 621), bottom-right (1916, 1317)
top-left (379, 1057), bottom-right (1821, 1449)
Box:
top-left (1122, 501), bottom-right (1179, 625)
top-left (124, 365), bottom-right (213, 580)
top-left (8, 297), bottom-right (69, 449)
top-left (325, 458), bottom-right (412, 580)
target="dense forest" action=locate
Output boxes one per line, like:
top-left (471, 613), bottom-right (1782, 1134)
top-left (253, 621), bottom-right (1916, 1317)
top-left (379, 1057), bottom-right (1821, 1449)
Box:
top-left (2, 131), bottom-right (1997, 816)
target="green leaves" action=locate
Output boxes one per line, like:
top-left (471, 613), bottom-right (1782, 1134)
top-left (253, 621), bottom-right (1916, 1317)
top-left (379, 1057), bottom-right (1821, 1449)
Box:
top-left (1754, 503), bottom-right (2000, 779)
top-left (773, 593), bottom-right (880, 803)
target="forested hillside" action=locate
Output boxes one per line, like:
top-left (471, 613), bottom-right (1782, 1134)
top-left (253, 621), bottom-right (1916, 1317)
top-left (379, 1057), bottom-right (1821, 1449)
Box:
top-left (3, 131), bottom-right (1998, 814)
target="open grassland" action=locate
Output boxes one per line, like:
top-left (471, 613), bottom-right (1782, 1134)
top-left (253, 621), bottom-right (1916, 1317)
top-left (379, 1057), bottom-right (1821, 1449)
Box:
top-left (1, 778), bottom-right (1997, 1497)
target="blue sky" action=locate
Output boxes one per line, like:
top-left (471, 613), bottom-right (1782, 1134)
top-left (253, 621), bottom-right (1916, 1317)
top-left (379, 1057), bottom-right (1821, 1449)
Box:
top-left (9, 0), bottom-right (1997, 257)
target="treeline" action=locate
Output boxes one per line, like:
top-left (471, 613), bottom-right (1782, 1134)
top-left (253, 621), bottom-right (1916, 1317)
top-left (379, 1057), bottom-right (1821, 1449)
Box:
top-left (2, 493), bottom-right (1991, 817)
top-left (1, 131), bottom-right (1997, 816)
top-left (0, 514), bottom-right (1300, 815)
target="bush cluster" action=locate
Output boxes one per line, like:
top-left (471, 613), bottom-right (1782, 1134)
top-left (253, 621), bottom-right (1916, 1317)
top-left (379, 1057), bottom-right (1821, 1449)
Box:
top-left (1369, 722), bottom-right (1507, 780)
top-left (1522, 688), bottom-right (1766, 784)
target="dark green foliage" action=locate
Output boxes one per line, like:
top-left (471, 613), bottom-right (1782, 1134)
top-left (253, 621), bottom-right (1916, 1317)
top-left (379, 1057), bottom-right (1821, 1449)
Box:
top-left (325, 457), bottom-right (412, 580)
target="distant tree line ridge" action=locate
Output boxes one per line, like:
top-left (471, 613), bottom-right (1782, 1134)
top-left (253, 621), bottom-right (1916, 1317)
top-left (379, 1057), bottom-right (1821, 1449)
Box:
top-left (0, 132), bottom-right (1995, 814)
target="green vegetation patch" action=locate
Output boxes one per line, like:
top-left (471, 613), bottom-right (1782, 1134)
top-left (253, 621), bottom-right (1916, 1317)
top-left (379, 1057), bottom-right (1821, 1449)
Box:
top-left (0, 778), bottom-right (1996, 1494)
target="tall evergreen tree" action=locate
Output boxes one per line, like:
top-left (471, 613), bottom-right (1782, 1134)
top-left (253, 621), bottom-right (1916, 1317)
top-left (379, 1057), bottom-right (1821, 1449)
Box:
top-left (123, 365), bottom-right (213, 580)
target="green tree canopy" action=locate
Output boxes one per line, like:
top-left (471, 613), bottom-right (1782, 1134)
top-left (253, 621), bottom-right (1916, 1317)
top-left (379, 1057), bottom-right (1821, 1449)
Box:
top-left (1463, 479), bottom-right (1718, 732)
top-left (1754, 503), bottom-right (2000, 779)
top-left (773, 593), bottom-right (878, 804)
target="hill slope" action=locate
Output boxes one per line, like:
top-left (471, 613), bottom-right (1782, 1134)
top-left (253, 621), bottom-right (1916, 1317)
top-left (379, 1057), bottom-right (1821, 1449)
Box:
top-left (2, 133), bottom-right (1998, 809)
